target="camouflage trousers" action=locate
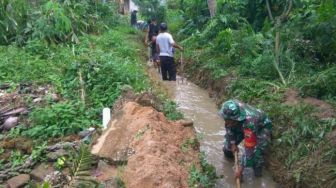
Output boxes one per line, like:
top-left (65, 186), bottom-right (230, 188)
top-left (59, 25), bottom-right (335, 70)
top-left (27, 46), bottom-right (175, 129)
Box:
top-left (223, 139), bottom-right (264, 169)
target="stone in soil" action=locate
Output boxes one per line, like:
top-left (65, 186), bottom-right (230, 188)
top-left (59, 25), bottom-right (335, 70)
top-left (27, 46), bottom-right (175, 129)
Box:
top-left (94, 160), bottom-right (118, 182)
top-left (2, 116), bottom-right (19, 131)
top-left (46, 149), bottom-right (68, 161)
top-left (30, 163), bottom-right (55, 181)
top-left (6, 174), bottom-right (30, 188)
top-left (32, 97), bottom-right (42, 103)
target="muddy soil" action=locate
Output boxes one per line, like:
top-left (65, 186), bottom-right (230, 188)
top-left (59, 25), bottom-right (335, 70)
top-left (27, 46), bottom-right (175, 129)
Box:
top-left (284, 89), bottom-right (335, 119)
top-left (92, 100), bottom-right (199, 188)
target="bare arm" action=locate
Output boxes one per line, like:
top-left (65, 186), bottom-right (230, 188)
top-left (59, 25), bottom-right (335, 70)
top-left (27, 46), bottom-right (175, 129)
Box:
top-left (173, 43), bottom-right (183, 51)
top-left (156, 42), bottom-right (160, 54)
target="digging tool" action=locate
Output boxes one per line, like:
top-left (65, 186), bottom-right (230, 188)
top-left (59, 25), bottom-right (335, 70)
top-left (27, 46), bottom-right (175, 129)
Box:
top-left (234, 151), bottom-right (241, 188)
top-left (179, 52), bottom-right (185, 84)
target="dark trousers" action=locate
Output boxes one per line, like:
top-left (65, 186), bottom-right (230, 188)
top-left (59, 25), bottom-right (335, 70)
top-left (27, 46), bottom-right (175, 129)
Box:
top-left (159, 56), bottom-right (176, 81)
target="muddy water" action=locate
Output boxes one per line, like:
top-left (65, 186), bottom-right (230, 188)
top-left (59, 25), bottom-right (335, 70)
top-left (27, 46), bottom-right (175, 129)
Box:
top-left (147, 67), bottom-right (277, 188)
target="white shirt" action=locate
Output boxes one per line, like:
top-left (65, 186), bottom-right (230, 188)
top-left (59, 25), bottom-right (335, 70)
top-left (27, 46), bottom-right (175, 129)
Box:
top-left (156, 32), bottom-right (175, 57)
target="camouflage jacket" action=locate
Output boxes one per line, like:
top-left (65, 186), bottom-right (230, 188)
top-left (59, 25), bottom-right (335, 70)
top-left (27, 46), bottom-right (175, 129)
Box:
top-left (225, 101), bottom-right (272, 153)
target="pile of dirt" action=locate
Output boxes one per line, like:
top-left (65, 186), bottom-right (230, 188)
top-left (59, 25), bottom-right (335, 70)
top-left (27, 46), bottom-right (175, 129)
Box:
top-left (92, 101), bottom-right (199, 188)
top-left (284, 89), bottom-right (335, 119)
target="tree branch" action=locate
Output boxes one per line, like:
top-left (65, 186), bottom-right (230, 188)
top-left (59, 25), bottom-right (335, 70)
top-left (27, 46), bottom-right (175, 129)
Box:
top-left (266, 0), bottom-right (274, 21)
top-left (280, 0), bottom-right (293, 20)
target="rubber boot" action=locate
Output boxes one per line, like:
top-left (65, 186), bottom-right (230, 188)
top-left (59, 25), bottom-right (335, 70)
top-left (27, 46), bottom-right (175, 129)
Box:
top-left (223, 147), bottom-right (234, 159)
top-left (253, 165), bottom-right (262, 177)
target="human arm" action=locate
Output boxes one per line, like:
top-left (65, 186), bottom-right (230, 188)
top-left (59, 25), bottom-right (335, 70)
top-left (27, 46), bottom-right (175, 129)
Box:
top-left (255, 115), bottom-right (272, 155)
top-left (156, 42), bottom-right (160, 54)
top-left (173, 43), bottom-right (183, 51)
top-left (168, 34), bottom-right (183, 51)
top-left (225, 124), bottom-right (244, 152)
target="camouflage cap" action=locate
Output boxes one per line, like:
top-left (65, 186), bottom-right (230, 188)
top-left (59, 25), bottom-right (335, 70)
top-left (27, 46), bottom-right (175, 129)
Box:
top-left (219, 100), bottom-right (246, 121)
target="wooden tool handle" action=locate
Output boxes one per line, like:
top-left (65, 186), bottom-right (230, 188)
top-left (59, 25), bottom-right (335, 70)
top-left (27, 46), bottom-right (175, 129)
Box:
top-left (234, 151), bottom-right (241, 188)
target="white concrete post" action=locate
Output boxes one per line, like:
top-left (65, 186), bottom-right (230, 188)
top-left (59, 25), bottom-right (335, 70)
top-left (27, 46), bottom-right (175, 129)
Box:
top-left (102, 108), bottom-right (111, 129)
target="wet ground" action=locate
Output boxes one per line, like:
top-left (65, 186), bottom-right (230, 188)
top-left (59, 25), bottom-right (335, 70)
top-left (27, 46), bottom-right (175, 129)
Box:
top-left (147, 66), bottom-right (278, 188)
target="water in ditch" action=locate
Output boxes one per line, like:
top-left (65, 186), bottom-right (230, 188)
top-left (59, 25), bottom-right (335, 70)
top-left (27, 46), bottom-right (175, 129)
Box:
top-left (148, 67), bottom-right (278, 188)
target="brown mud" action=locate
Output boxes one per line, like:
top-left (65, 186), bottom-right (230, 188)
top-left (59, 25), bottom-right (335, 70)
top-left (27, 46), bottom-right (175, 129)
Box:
top-left (92, 99), bottom-right (199, 188)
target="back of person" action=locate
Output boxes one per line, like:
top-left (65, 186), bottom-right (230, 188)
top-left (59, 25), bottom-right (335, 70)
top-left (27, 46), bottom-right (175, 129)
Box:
top-left (148, 23), bottom-right (159, 42)
top-left (156, 32), bottom-right (174, 57)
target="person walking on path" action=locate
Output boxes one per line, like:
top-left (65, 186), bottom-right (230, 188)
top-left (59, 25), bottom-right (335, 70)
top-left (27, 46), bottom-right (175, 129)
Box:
top-left (145, 18), bottom-right (160, 65)
top-left (218, 99), bottom-right (272, 179)
top-left (130, 10), bottom-right (137, 27)
top-left (156, 22), bottom-right (183, 81)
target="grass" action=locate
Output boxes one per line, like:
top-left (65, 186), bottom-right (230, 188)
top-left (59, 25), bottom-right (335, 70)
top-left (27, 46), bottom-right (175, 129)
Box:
top-left (173, 9), bottom-right (336, 186)
top-left (188, 152), bottom-right (217, 188)
top-left (0, 25), bottom-right (150, 141)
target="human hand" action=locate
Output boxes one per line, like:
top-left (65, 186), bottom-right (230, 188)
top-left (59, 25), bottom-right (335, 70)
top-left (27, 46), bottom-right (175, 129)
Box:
top-left (231, 144), bottom-right (239, 153)
top-left (235, 166), bottom-right (243, 179)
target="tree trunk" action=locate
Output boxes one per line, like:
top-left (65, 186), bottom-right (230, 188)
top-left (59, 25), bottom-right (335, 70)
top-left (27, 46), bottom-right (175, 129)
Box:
top-left (207, 0), bottom-right (216, 18)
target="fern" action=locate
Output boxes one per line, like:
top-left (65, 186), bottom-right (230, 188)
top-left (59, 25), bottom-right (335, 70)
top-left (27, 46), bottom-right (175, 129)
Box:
top-left (68, 144), bottom-right (98, 188)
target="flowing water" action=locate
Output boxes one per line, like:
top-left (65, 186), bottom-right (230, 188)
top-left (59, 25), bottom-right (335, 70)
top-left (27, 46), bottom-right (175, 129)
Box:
top-left (147, 66), bottom-right (278, 188)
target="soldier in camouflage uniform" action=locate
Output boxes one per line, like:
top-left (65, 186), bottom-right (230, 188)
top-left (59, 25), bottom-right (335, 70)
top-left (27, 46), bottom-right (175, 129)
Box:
top-left (219, 99), bottom-right (272, 178)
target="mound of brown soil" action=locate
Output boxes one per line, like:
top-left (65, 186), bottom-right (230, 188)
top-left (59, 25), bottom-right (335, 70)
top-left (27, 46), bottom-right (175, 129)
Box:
top-left (92, 102), bottom-right (199, 188)
top-left (284, 89), bottom-right (335, 119)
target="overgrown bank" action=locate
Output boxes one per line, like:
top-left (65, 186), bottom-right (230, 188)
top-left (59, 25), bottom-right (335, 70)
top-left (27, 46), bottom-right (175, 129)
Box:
top-left (164, 0), bottom-right (336, 187)
top-left (1, 1), bottom-right (218, 186)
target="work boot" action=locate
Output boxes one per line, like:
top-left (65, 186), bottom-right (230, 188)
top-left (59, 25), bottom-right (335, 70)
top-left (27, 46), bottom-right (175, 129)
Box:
top-left (253, 165), bottom-right (262, 177)
top-left (223, 147), bottom-right (234, 159)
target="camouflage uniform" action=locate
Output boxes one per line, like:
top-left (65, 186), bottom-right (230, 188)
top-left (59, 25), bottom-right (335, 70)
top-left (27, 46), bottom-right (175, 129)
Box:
top-left (219, 99), bottom-right (272, 176)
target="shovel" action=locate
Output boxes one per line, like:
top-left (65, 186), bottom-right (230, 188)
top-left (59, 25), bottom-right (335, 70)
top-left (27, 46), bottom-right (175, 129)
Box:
top-left (234, 151), bottom-right (241, 188)
top-left (178, 52), bottom-right (186, 84)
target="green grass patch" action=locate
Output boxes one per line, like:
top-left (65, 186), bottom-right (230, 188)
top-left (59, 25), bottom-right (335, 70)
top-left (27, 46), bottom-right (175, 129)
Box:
top-left (188, 152), bottom-right (217, 188)
top-left (0, 25), bottom-right (150, 140)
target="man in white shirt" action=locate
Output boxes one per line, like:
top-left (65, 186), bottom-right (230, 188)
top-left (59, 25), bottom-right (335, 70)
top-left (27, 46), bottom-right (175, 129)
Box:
top-left (156, 23), bottom-right (183, 81)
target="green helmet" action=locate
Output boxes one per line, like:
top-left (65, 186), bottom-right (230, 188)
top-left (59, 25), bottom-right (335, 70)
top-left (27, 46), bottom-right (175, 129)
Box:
top-left (219, 100), bottom-right (246, 121)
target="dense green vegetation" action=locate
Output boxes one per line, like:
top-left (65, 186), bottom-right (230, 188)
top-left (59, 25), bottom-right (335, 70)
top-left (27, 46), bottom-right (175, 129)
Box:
top-left (1, 0), bottom-right (335, 187)
top-left (0, 0), bottom-right (120, 45)
top-left (1, 26), bottom-right (150, 140)
top-left (133, 0), bottom-right (166, 22)
top-left (0, 2), bottom-right (187, 180)
top-left (164, 0), bottom-right (336, 187)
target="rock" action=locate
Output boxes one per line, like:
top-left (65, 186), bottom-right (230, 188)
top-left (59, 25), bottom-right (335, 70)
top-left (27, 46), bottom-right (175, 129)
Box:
top-left (0, 83), bottom-right (10, 90)
top-left (33, 98), bottom-right (42, 103)
top-left (2, 107), bottom-right (28, 116)
top-left (78, 128), bottom-right (95, 138)
top-left (18, 83), bottom-right (32, 94)
top-left (6, 174), bottom-right (30, 188)
top-left (176, 119), bottom-right (194, 127)
top-left (30, 163), bottom-right (55, 181)
top-left (51, 94), bottom-right (60, 102)
top-left (44, 171), bottom-right (67, 187)
top-left (2, 117), bottom-right (19, 131)
top-left (36, 86), bottom-right (46, 93)
top-left (95, 160), bottom-right (118, 181)
top-left (46, 149), bottom-right (68, 161)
